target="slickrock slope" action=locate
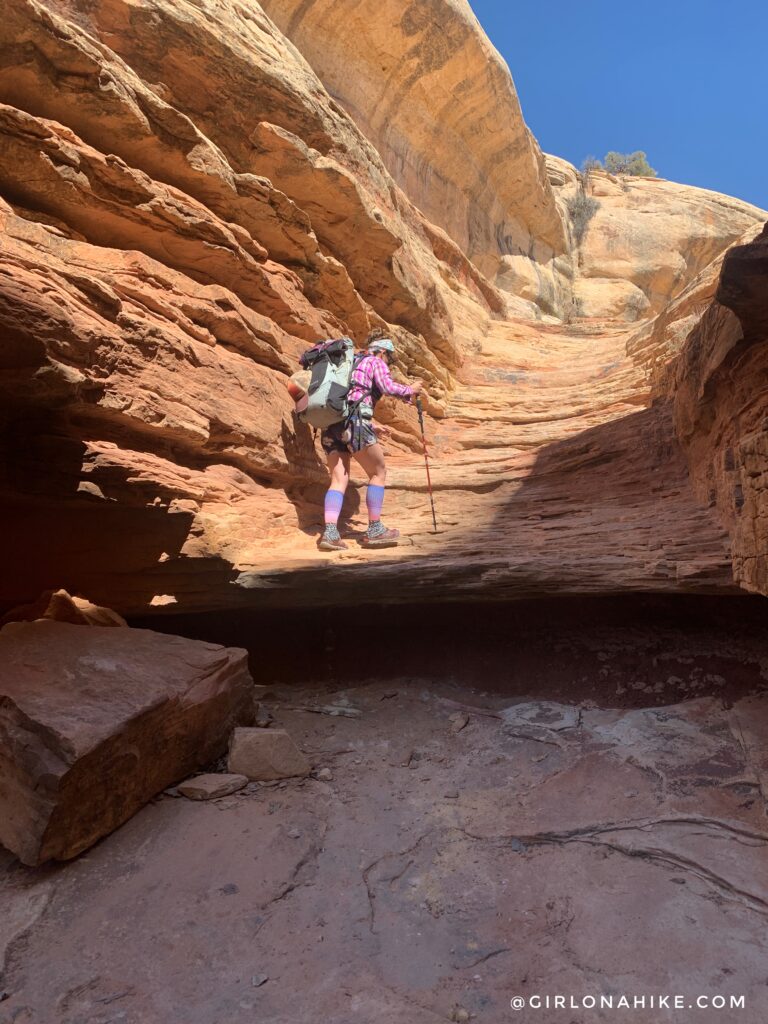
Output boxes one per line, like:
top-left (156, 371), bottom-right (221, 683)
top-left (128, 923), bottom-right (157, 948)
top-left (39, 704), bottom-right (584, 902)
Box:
top-left (0, 0), bottom-right (766, 615)
top-left (562, 168), bottom-right (765, 321)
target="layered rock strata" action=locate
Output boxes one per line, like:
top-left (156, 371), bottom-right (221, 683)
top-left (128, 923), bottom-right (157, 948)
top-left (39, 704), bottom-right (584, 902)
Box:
top-left (261, 0), bottom-right (568, 273)
top-left (670, 225), bottom-right (768, 597)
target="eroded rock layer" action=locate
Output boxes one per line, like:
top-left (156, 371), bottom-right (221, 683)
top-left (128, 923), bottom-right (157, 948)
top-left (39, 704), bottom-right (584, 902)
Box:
top-left (0, 0), bottom-right (766, 615)
top-left (572, 171), bottom-right (764, 321)
top-left (261, 0), bottom-right (567, 272)
top-left (671, 225), bottom-right (768, 597)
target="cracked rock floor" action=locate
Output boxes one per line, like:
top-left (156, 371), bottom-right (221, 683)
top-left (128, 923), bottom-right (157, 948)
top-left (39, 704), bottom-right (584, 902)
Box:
top-left (3, 623), bottom-right (768, 1024)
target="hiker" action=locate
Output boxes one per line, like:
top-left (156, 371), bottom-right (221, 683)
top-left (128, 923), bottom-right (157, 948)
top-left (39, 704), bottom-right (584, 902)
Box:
top-left (318, 329), bottom-right (423, 551)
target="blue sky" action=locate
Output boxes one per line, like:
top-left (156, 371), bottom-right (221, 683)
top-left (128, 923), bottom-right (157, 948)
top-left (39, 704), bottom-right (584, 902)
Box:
top-left (470, 0), bottom-right (768, 209)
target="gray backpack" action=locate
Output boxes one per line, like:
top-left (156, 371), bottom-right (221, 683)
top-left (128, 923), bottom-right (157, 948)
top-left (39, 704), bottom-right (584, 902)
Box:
top-left (297, 338), bottom-right (359, 429)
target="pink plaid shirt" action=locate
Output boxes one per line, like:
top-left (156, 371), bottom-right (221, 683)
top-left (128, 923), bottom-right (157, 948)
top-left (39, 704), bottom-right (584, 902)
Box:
top-left (348, 354), bottom-right (413, 412)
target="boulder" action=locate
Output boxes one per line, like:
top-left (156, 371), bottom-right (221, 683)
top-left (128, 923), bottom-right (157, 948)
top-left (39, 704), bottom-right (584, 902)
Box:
top-left (178, 773), bottom-right (248, 801)
top-left (0, 621), bottom-right (254, 866)
top-left (0, 588), bottom-right (127, 628)
top-left (228, 728), bottom-right (311, 781)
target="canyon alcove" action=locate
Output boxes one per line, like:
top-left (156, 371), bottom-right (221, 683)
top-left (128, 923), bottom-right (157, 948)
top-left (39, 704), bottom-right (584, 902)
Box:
top-left (1, 1), bottom-right (767, 1021)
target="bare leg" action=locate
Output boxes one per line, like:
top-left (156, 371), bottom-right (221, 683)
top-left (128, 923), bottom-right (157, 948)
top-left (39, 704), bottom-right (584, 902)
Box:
top-left (326, 450), bottom-right (351, 494)
top-left (353, 443), bottom-right (386, 487)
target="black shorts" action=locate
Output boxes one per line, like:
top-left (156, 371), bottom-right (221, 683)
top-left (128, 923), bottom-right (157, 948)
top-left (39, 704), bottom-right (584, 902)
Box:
top-left (321, 416), bottom-right (378, 455)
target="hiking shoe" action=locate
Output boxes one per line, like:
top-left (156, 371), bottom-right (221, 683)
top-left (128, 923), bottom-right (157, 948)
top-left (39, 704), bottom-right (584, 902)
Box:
top-left (318, 526), bottom-right (347, 551)
top-left (318, 536), bottom-right (347, 551)
top-left (361, 525), bottom-right (400, 548)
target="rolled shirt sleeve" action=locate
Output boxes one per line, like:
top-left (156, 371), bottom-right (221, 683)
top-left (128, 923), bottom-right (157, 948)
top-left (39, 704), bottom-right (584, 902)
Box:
top-left (370, 358), bottom-right (413, 401)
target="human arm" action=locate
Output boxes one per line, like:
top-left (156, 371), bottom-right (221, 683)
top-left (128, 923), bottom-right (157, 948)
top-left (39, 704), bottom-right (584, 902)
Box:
top-left (370, 358), bottom-right (422, 403)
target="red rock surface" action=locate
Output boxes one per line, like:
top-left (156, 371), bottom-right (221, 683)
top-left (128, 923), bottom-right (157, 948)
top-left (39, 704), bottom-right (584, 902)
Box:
top-left (0, 620), bottom-right (254, 865)
top-left (3, 616), bottom-right (768, 1021)
top-left (671, 225), bottom-right (768, 597)
top-left (0, 0), bottom-right (766, 615)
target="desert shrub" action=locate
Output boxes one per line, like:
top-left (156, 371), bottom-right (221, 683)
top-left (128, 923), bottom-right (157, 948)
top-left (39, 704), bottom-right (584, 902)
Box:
top-left (603, 150), bottom-right (657, 177)
top-left (567, 192), bottom-right (600, 246)
top-left (581, 155), bottom-right (603, 174)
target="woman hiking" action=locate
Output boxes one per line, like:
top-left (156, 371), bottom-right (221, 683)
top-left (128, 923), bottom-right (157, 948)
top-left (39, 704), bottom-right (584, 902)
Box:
top-left (318, 329), bottom-right (423, 552)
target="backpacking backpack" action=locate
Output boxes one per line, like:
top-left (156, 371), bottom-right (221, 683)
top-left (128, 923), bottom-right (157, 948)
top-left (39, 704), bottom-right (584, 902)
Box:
top-left (297, 337), bottom-right (359, 429)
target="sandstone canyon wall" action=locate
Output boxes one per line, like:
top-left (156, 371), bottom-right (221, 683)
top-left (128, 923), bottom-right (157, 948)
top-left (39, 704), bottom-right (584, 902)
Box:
top-left (260, 0), bottom-right (568, 277)
top-left (670, 225), bottom-right (768, 598)
top-left (0, 0), bottom-right (766, 616)
top-left (573, 169), bottom-right (764, 321)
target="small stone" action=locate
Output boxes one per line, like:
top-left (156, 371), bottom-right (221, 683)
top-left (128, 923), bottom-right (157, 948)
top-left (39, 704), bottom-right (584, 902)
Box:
top-left (178, 773), bottom-right (248, 801)
top-left (251, 974), bottom-right (269, 987)
top-left (287, 827), bottom-right (302, 839)
top-left (228, 728), bottom-right (311, 781)
top-left (319, 705), bottom-right (361, 718)
top-left (254, 705), bottom-right (274, 728)
top-left (314, 768), bottom-right (333, 782)
top-left (451, 1007), bottom-right (470, 1022)
top-left (449, 712), bottom-right (470, 734)
top-left (444, 790), bottom-right (459, 800)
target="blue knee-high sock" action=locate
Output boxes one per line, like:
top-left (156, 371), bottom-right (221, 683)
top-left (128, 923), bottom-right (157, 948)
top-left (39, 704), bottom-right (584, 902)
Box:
top-left (366, 484), bottom-right (385, 523)
top-left (324, 489), bottom-right (344, 526)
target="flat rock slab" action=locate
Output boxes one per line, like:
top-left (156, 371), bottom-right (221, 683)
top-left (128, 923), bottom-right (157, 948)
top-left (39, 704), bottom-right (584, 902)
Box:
top-left (228, 727), bottom-right (310, 780)
top-left (0, 621), bottom-right (254, 866)
top-left (178, 774), bottom-right (248, 800)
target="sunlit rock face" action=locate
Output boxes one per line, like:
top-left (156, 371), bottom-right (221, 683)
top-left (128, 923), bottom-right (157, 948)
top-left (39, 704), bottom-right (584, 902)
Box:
top-left (571, 171), bottom-right (764, 321)
top-left (260, 0), bottom-right (568, 272)
top-left (0, 0), bottom-right (765, 615)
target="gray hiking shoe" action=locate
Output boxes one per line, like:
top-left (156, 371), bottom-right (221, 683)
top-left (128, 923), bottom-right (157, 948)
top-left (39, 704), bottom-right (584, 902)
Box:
top-left (318, 525), bottom-right (347, 552)
top-left (361, 522), bottom-right (400, 548)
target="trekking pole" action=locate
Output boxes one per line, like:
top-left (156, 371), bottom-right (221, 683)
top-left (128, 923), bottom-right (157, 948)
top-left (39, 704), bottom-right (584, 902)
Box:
top-left (415, 397), bottom-right (438, 533)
